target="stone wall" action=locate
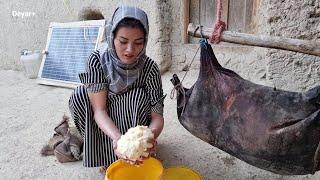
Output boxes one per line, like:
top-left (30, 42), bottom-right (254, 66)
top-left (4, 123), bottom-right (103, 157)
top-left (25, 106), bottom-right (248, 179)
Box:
top-left (0, 0), bottom-right (169, 72)
top-left (265, 0), bottom-right (320, 91)
top-left (153, 0), bottom-right (173, 73)
top-left (1, 0), bottom-right (319, 91)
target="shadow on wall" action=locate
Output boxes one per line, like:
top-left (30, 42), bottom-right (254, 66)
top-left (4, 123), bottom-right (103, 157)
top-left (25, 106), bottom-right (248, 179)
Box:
top-left (78, 7), bottom-right (105, 20)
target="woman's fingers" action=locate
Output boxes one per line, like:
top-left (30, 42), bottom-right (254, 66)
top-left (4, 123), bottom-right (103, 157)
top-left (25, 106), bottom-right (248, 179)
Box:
top-left (124, 159), bottom-right (135, 164)
top-left (147, 139), bottom-right (157, 151)
top-left (112, 139), bottom-right (118, 149)
top-left (115, 151), bottom-right (126, 159)
top-left (146, 138), bottom-right (157, 151)
top-left (114, 150), bottom-right (143, 165)
top-left (113, 136), bottom-right (158, 166)
top-left (122, 158), bottom-right (143, 165)
top-left (147, 138), bottom-right (156, 144)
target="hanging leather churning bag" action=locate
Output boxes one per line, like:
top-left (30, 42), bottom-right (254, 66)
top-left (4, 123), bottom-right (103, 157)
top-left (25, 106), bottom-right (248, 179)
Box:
top-left (171, 39), bottom-right (320, 175)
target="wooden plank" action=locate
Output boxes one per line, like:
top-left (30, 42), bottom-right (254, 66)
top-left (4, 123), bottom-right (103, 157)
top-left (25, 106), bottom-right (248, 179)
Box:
top-left (190, 0), bottom-right (200, 26)
top-left (228, 0), bottom-right (253, 32)
top-left (199, 0), bottom-right (228, 27)
top-left (188, 23), bottom-right (320, 57)
top-left (228, 0), bottom-right (245, 32)
top-left (200, 0), bottom-right (216, 27)
top-left (222, 0), bottom-right (229, 27)
top-left (190, 0), bottom-right (201, 43)
top-left (182, 0), bottom-right (190, 43)
top-left (244, 0), bottom-right (253, 32)
top-left (189, 0), bottom-right (229, 43)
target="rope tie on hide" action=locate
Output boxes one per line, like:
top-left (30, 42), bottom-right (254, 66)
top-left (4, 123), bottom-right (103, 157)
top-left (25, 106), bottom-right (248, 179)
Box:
top-left (170, 27), bottom-right (208, 115)
top-left (170, 83), bottom-right (187, 114)
top-left (179, 25), bottom-right (205, 85)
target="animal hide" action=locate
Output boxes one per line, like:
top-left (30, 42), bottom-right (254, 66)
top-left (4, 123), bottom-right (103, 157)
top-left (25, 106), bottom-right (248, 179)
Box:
top-left (171, 40), bottom-right (320, 175)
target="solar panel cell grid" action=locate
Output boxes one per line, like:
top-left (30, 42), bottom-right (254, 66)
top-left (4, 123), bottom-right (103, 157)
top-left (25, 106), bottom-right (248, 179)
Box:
top-left (41, 26), bottom-right (100, 83)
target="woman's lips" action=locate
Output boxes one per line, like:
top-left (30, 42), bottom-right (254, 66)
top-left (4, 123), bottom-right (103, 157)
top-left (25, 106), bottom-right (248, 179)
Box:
top-left (125, 55), bottom-right (134, 58)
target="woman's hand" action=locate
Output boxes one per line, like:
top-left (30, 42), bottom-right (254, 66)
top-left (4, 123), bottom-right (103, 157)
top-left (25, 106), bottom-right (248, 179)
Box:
top-left (139, 112), bottom-right (163, 161)
top-left (112, 139), bottom-right (125, 159)
top-left (148, 112), bottom-right (164, 139)
top-left (112, 127), bottom-right (159, 165)
top-left (146, 138), bottom-right (157, 157)
top-left (140, 128), bottom-right (157, 160)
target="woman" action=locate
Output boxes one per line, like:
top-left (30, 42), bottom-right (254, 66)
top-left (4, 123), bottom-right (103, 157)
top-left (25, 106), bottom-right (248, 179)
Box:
top-left (68, 6), bottom-right (165, 170)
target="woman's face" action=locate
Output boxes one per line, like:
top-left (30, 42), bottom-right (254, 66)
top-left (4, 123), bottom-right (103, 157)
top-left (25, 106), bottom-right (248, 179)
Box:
top-left (114, 27), bottom-right (145, 64)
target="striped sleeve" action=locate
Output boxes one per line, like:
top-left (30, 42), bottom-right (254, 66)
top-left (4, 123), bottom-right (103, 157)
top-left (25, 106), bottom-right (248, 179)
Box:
top-left (79, 50), bottom-right (108, 93)
top-left (146, 61), bottom-right (166, 115)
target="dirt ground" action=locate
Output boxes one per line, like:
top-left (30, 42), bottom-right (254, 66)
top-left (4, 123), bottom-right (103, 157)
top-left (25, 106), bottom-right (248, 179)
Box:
top-left (1, 69), bottom-right (319, 180)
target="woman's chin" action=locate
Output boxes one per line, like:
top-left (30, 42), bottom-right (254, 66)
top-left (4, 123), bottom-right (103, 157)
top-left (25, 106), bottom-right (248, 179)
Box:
top-left (120, 58), bottom-right (136, 65)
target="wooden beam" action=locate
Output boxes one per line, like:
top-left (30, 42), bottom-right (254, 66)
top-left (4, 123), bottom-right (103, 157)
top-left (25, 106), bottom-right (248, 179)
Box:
top-left (188, 23), bottom-right (320, 57)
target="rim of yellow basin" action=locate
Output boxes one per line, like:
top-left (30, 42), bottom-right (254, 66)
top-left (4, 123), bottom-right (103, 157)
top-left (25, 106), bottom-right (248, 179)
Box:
top-left (106, 157), bottom-right (163, 180)
top-left (163, 166), bottom-right (203, 180)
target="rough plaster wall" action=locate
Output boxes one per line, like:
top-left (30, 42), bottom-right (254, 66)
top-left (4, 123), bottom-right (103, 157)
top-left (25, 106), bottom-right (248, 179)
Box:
top-left (266, 0), bottom-right (320, 91)
top-left (254, 0), bottom-right (270, 35)
top-left (154, 0), bottom-right (173, 73)
top-left (0, 0), bottom-right (169, 71)
top-left (170, 0), bottom-right (270, 85)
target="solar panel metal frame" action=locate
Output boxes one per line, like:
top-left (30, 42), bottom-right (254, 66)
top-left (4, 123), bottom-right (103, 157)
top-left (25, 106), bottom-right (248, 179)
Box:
top-left (37, 20), bottom-right (105, 88)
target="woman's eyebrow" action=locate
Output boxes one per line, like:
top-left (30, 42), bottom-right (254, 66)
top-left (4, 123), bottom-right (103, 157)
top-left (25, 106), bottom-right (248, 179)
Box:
top-left (119, 36), bottom-right (128, 40)
top-left (119, 36), bottom-right (144, 41)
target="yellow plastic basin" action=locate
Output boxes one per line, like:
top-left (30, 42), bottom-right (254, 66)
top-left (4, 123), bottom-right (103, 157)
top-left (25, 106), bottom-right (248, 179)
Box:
top-left (106, 157), bottom-right (163, 180)
top-left (163, 166), bottom-right (202, 180)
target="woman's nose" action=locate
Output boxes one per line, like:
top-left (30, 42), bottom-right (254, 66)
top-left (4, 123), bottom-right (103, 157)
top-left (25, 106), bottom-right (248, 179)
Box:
top-left (126, 43), bottom-right (134, 53)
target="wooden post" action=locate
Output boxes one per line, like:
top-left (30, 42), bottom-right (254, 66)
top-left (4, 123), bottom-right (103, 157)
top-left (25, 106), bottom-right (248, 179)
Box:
top-left (188, 23), bottom-right (320, 57)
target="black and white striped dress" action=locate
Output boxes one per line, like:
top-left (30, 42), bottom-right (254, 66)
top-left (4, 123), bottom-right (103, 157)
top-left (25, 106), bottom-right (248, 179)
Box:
top-left (68, 50), bottom-right (164, 167)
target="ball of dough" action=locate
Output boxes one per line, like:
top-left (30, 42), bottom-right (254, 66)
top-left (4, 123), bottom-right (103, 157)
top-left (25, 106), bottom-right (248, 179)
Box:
top-left (117, 126), bottom-right (154, 161)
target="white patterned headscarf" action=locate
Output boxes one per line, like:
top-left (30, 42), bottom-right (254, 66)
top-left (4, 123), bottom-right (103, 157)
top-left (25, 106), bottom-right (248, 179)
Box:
top-left (99, 5), bottom-right (149, 94)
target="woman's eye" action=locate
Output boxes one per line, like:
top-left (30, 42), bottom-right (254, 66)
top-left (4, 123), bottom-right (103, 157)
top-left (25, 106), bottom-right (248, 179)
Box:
top-left (119, 41), bottom-right (127, 44)
top-left (135, 42), bottom-right (144, 46)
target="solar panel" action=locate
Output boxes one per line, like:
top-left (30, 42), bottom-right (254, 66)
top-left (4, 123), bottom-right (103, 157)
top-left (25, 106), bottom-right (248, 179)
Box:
top-left (38, 20), bottom-right (105, 88)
